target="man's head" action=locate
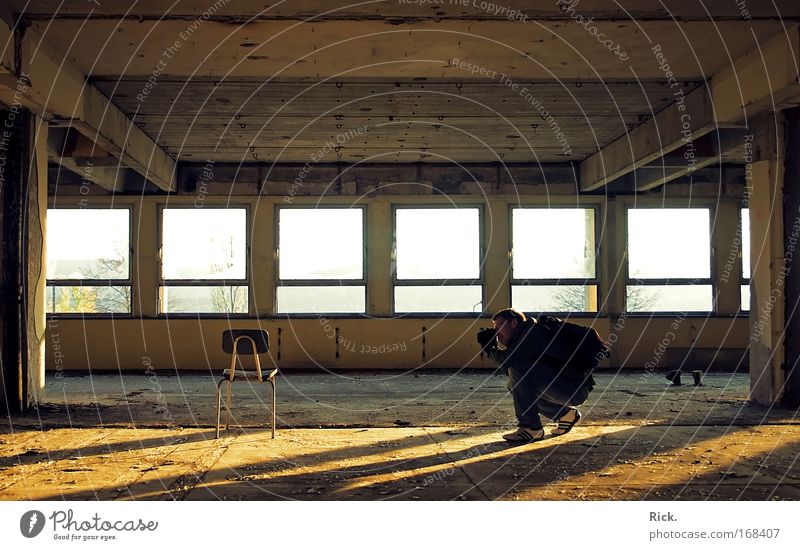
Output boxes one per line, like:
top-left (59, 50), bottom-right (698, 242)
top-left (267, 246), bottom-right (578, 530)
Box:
top-left (492, 308), bottom-right (527, 347)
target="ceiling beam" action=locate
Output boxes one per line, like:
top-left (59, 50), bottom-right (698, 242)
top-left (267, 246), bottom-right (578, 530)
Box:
top-left (0, 17), bottom-right (176, 191)
top-left (46, 127), bottom-right (128, 192)
top-left (7, 0), bottom-right (800, 21)
top-left (579, 24), bottom-right (800, 192)
top-left (712, 24), bottom-right (800, 123)
top-left (625, 129), bottom-right (749, 191)
top-left (21, 19), bottom-right (783, 80)
top-left (579, 85), bottom-right (723, 191)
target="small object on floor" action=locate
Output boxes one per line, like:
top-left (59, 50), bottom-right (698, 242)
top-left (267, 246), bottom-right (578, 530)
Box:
top-left (502, 427), bottom-right (545, 444)
top-left (551, 408), bottom-right (582, 436)
top-left (665, 370), bottom-right (682, 386)
top-left (692, 370), bottom-right (703, 386)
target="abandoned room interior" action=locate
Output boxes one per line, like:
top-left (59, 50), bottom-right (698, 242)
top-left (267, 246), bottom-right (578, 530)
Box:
top-left (1, 0), bottom-right (800, 505)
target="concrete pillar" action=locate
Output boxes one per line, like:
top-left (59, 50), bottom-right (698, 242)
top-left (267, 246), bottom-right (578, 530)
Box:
top-left (781, 107), bottom-right (800, 407)
top-left (134, 201), bottom-right (159, 317)
top-left (599, 198), bottom-right (626, 367)
top-left (713, 201), bottom-right (743, 315)
top-left (26, 115), bottom-right (48, 405)
top-left (251, 200), bottom-right (274, 316)
top-left (0, 108), bottom-right (47, 411)
top-left (0, 108), bottom-right (24, 413)
top-left (367, 201), bottom-right (392, 316)
top-left (749, 115), bottom-right (786, 405)
top-left (484, 199), bottom-right (510, 314)
top-left (600, 199), bottom-right (626, 316)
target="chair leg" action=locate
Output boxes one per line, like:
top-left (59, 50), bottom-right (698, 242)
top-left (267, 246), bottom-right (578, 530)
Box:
top-left (215, 380), bottom-right (223, 439)
top-left (225, 380), bottom-right (232, 430)
top-left (270, 379), bottom-right (276, 439)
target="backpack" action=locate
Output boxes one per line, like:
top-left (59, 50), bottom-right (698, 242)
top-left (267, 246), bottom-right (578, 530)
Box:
top-left (535, 315), bottom-right (610, 373)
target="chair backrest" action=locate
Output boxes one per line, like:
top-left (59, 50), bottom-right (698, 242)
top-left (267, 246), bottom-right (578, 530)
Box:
top-left (222, 329), bottom-right (269, 355)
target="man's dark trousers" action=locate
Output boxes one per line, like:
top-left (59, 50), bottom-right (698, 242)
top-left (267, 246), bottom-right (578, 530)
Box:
top-left (507, 362), bottom-right (592, 430)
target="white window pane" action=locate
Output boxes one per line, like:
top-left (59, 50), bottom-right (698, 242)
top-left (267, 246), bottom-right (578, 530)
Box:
top-left (279, 209), bottom-right (363, 279)
top-left (394, 286), bottom-right (482, 313)
top-left (46, 285), bottom-right (130, 313)
top-left (512, 285), bottom-right (598, 312)
top-left (625, 285), bottom-right (712, 312)
top-left (513, 209), bottom-right (595, 278)
top-left (628, 209), bottom-right (710, 279)
top-left (742, 208), bottom-right (750, 279)
top-left (741, 284), bottom-right (750, 312)
top-left (162, 286), bottom-right (248, 313)
top-left (162, 209), bottom-right (246, 280)
top-left (46, 209), bottom-right (129, 280)
top-left (396, 209), bottom-right (479, 279)
top-left (276, 286), bottom-right (365, 313)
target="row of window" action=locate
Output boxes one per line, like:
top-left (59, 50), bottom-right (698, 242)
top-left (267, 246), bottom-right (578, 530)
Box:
top-left (45, 206), bottom-right (751, 315)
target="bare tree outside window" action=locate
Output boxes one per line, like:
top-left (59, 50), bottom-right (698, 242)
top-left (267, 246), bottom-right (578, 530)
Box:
top-left (209, 236), bottom-right (247, 313)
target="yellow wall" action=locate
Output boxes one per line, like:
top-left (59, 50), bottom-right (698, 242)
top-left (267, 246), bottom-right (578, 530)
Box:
top-left (44, 316), bottom-right (748, 372)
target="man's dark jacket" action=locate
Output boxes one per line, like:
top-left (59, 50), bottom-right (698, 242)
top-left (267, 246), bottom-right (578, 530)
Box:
top-left (486, 318), bottom-right (595, 388)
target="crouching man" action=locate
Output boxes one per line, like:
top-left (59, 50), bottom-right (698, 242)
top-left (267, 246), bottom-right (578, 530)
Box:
top-left (477, 308), bottom-right (596, 444)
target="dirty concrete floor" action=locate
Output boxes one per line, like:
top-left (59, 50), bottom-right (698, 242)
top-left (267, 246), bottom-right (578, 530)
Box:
top-left (1, 371), bottom-right (799, 500)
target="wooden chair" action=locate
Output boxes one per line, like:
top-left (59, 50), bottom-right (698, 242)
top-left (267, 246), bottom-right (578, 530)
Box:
top-left (215, 329), bottom-right (278, 439)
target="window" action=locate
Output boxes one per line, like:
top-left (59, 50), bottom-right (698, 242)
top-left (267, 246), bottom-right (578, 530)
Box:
top-left (160, 208), bottom-right (248, 314)
top-left (511, 208), bottom-right (597, 312)
top-left (393, 207), bottom-right (482, 313)
top-left (626, 208), bottom-right (712, 312)
top-left (46, 208), bottom-right (131, 314)
top-left (276, 208), bottom-right (365, 313)
top-left (741, 207), bottom-right (750, 311)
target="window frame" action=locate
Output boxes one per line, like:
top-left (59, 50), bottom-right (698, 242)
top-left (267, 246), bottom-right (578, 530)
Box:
top-left (391, 204), bottom-right (485, 316)
top-left (508, 205), bottom-right (601, 315)
top-left (158, 204), bottom-right (251, 317)
top-left (624, 205), bottom-right (714, 315)
top-left (45, 205), bottom-right (134, 317)
top-left (274, 204), bottom-right (368, 316)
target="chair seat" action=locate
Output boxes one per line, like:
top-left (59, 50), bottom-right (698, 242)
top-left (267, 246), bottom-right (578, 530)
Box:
top-left (222, 368), bottom-right (278, 381)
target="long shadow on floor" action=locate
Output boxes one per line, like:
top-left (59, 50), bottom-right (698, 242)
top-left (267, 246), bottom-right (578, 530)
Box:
top-left (34, 421), bottom-right (798, 501)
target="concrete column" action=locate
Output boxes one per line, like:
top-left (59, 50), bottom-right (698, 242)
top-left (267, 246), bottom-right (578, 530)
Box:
top-left (0, 108), bottom-right (46, 411)
top-left (1, 109), bottom-right (24, 412)
top-left (781, 107), bottom-right (800, 407)
top-left (367, 201), bottom-right (392, 316)
top-left (598, 198), bottom-right (626, 368)
top-left (134, 201), bottom-right (159, 317)
top-left (600, 198), bottom-right (626, 316)
top-left (251, 199), bottom-right (274, 315)
top-left (484, 199), bottom-right (510, 315)
top-left (713, 201), bottom-right (743, 315)
top-left (749, 115), bottom-right (786, 405)
top-left (26, 115), bottom-right (48, 405)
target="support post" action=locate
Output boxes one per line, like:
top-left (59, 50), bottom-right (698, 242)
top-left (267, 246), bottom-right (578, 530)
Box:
top-left (713, 201), bottom-right (743, 316)
top-left (251, 200), bottom-right (274, 316)
top-left (748, 114), bottom-right (786, 405)
top-left (781, 107), bottom-right (800, 407)
top-left (484, 199), bottom-right (510, 315)
top-left (0, 107), bottom-right (47, 411)
top-left (367, 201), bottom-right (392, 316)
top-left (134, 201), bottom-right (159, 317)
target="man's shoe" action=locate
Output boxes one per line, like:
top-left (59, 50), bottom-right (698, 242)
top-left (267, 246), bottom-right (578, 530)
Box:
top-left (551, 408), bottom-right (582, 436)
top-left (502, 427), bottom-right (545, 444)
